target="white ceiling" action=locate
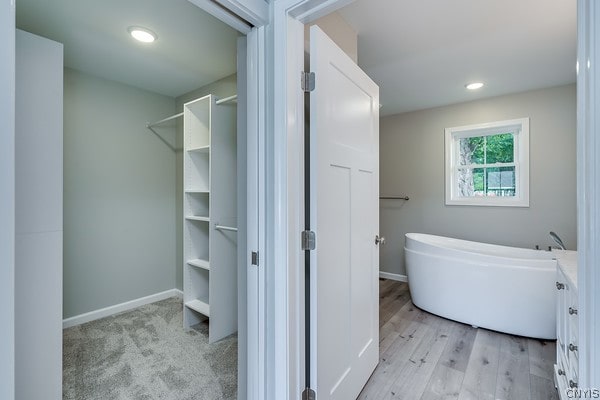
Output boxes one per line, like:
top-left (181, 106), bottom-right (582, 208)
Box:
top-left (16, 0), bottom-right (576, 115)
top-left (339, 0), bottom-right (577, 116)
top-left (16, 0), bottom-right (239, 98)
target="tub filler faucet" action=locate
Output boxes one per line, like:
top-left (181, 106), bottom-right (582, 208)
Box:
top-left (549, 231), bottom-right (566, 250)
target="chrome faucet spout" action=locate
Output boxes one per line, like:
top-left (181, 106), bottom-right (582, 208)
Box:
top-left (549, 231), bottom-right (566, 250)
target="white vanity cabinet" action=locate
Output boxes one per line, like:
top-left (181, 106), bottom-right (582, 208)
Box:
top-left (554, 250), bottom-right (579, 399)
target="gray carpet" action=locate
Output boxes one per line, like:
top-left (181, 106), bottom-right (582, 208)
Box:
top-left (63, 297), bottom-right (237, 400)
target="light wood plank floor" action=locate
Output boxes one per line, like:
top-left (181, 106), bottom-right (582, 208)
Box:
top-left (359, 279), bottom-right (558, 400)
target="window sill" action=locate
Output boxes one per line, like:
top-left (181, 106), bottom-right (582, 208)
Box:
top-left (445, 197), bottom-right (529, 207)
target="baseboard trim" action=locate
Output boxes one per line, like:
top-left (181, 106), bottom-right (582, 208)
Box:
top-left (379, 271), bottom-right (408, 282)
top-left (63, 288), bottom-right (184, 329)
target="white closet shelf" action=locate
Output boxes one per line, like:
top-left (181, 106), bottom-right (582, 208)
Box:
top-left (185, 299), bottom-right (210, 317)
top-left (185, 216), bottom-right (210, 222)
top-left (188, 145), bottom-right (210, 153)
top-left (182, 93), bottom-right (237, 341)
top-left (187, 259), bottom-right (210, 271)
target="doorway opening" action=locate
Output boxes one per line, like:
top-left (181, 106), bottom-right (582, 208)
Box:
top-left (15, 0), bottom-right (251, 398)
top-left (290, 2), bottom-right (574, 398)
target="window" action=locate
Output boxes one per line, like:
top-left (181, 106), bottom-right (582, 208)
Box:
top-left (445, 118), bottom-right (529, 207)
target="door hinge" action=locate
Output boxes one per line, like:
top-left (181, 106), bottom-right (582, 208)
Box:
top-left (251, 251), bottom-right (259, 266)
top-left (301, 71), bottom-right (315, 92)
top-left (301, 230), bottom-right (316, 251)
top-left (302, 388), bottom-right (316, 400)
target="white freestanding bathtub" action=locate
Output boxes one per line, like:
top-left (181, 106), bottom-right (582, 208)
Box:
top-left (405, 233), bottom-right (557, 339)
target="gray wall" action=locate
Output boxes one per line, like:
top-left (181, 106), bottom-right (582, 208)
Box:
top-left (63, 68), bottom-right (177, 318)
top-left (174, 74), bottom-right (237, 289)
top-left (16, 29), bottom-right (63, 400)
top-left (380, 84), bottom-right (577, 277)
top-left (306, 12), bottom-right (358, 63)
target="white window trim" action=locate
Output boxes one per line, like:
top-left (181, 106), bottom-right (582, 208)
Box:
top-left (445, 117), bottom-right (530, 207)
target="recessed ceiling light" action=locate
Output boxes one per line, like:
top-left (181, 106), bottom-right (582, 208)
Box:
top-left (128, 26), bottom-right (157, 43)
top-left (465, 82), bottom-right (484, 90)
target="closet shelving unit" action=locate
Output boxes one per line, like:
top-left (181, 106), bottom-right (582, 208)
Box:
top-left (183, 94), bottom-right (237, 343)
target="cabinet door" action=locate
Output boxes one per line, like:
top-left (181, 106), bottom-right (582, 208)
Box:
top-left (567, 281), bottom-right (579, 381)
top-left (556, 268), bottom-right (568, 359)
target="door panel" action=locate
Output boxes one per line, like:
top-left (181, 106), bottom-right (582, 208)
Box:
top-left (309, 25), bottom-right (380, 400)
top-left (319, 164), bottom-right (352, 393)
top-left (353, 168), bottom-right (376, 356)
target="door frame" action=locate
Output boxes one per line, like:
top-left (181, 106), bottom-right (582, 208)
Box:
top-left (180, 3), bottom-right (269, 399)
top-left (270, 1), bottom-right (356, 399)
top-left (576, 0), bottom-right (600, 389)
top-left (0, 0), bottom-right (15, 398)
top-left (3, 1), bottom-right (268, 399)
top-left (271, 0), bottom-right (600, 398)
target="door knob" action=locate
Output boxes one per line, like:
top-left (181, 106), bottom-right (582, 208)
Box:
top-left (375, 235), bottom-right (386, 245)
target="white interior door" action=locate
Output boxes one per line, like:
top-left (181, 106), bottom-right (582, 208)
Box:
top-left (309, 25), bottom-right (380, 400)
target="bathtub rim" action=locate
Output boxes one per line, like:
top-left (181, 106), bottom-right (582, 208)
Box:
top-left (404, 247), bottom-right (557, 271)
top-left (405, 232), bottom-right (556, 264)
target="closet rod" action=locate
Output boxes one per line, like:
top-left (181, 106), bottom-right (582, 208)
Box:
top-left (146, 126), bottom-right (177, 152)
top-left (215, 94), bottom-right (237, 105)
top-left (215, 224), bottom-right (238, 232)
top-left (380, 196), bottom-right (410, 200)
top-left (146, 112), bottom-right (184, 128)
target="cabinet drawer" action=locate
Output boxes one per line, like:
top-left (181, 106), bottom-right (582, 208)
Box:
top-left (568, 345), bottom-right (579, 379)
top-left (567, 291), bottom-right (579, 377)
top-left (568, 293), bottom-right (578, 351)
top-left (568, 358), bottom-right (579, 389)
top-left (554, 363), bottom-right (568, 400)
top-left (556, 259), bottom-right (579, 399)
